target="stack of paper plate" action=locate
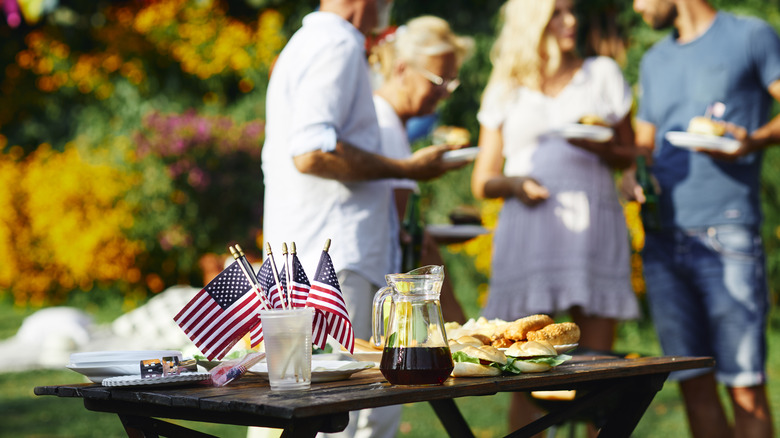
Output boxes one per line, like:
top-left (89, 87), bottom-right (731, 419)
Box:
top-left (67, 350), bottom-right (182, 383)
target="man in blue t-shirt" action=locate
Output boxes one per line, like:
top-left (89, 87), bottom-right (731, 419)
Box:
top-left (625, 0), bottom-right (780, 437)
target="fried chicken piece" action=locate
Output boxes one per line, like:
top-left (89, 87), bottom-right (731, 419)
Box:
top-left (527, 322), bottom-right (581, 345)
top-left (502, 314), bottom-right (555, 341)
top-left (491, 335), bottom-right (514, 349)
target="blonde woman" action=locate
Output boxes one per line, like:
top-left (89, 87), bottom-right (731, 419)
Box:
top-left (471, 0), bottom-right (639, 432)
top-left (370, 16), bottom-right (473, 323)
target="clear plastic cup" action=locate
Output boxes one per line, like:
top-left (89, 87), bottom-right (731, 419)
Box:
top-left (260, 308), bottom-right (313, 391)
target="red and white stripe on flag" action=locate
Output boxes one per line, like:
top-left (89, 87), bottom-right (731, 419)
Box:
top-left (249, 320), bottom-right (264, 348)
top-left (308, 282), bottom-right (354, 354)
top-left (174, 288), bottom-right (262, 360)
top-left (311, 309), bottom-right (328, 350)
top-left (325, 312), bottom-right (354, 354)
top-left (174, 261), bottom-right (263, 360)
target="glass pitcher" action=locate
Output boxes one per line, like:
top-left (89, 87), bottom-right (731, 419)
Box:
top-left (372, 265), bottom-right (453, 385)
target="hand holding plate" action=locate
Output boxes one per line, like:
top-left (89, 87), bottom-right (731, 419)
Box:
top-left (696, 121), bottom-right (751, 161)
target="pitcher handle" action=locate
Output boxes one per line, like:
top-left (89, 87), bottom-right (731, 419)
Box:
top-left (372, 286), bottom-right (393, 348)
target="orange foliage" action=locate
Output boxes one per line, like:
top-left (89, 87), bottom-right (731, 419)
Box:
top-left (0, 142), bottom-right (142, 305)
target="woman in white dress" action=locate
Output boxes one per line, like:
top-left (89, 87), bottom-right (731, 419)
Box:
top-left (471, 0), bottom-right (640, 432)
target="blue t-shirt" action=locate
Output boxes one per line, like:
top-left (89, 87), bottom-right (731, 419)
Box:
top-left (637, 12), bottom-right (780, 229)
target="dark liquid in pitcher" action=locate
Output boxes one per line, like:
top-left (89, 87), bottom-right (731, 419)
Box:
top-left (380, 346), bottom-right (453, 385)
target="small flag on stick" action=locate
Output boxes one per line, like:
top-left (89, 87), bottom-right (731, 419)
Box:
top-left (307, 239), bottom-right (354, 354)
top-left (258, 255), bottom-right (285, 310)
top-left (288, 243), bottom-right (310, 308)
top-left (229, 244), bottom-right (272, 310)
top-left (174, 261), bottom-right (265, 360)
top-left (264, 242), bottom-right (287, 309)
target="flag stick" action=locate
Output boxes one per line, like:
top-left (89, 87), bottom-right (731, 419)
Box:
top-left (323, 238), bottom-right (331, 253)
top-left (290, 242), bottom-right (298, 308)
top-left (265, 242), bottom-right (287, 309)
top-left (282, 242), bottom-right (293, 308)
top-left (229, 245), bottom-right (271, 310)
top-left (234, 244), bottom-right (259, 282)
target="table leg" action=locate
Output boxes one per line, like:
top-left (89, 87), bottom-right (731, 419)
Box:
top-left (506, 373), bottom-right (668, 438)
top-left (429, 399), bottom-right (476, 438)
top-left (279, 412), bottom-right (350, 438)
top-left (597, 373), bottom-right (668, 438)
top-left (506, 382), bottom-right (626, 438)
top-left (118, 414), bottom-right (218, 438)
top-left (84, 398), bottom-right (349, 438)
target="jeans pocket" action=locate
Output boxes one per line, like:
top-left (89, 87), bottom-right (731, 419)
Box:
top-left (706, 226), bottom-right (760, 260)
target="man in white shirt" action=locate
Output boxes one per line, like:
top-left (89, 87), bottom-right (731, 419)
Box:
top-left (262, 1), bottom-right (464, 436)
top-left (263, 0), bottom-right (461, 336)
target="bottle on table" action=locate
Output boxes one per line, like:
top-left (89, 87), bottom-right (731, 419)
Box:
top-left (401, 192), bottom-right (423, 273)
top-left (635, 155), bottom-right (661, 232)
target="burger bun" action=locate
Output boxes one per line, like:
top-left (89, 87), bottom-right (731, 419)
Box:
top-left (687, 116), bottom-right (726, 136)
top-left (457, 336), bottom-right (486, 347)
top-left (510, 360), bottom-right (552, 373)
top-left (451, 361), bottom-right (501, 377)
top-left (505, 341), bottom-right (557, 373)
top-left (461, 345), bottom-right (507, 366)
top-left (506, 340), bottom-right (558, 358)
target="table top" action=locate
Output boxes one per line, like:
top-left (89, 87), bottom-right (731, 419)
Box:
top-left (36, 354), bottom-right (713, 422)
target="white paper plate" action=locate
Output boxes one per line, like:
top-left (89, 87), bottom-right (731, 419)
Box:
top-left (102, 372), bottom-right (211, 387)
top-left (248, 360), bottom-right (375, 383)
top-left (67, 363), bottom-right (143, 384)
top-left (442, 147), bottom-right (479, 163)
top-left (70, 350), bottom-right (182, 364)
top-left (426, 225), bottom-right (490, 240)
top-left (350, 351), bottom-right (382, 364)
top-left (550, 124), bottom-right (613, 143)
top-left (665, 131), bottom-right (740, 153)
top-left (554, 343), bottom-right (578, 354)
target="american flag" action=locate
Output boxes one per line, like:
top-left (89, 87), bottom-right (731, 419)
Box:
top-left (307, 250), bottom-right (354, 353)
top-left (174, 261), bottom-right (263, 360)
top-left (288, 254), bottom-right (310, 308)
top-left (258, 257), bottom-right (286, 309)
top-left (249, 320), bottom-right (264, 348)
top-left (288, 253), bottom-right (328, 349)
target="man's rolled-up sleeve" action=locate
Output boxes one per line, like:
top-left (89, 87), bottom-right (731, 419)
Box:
top-left (289, 40), bottom-right (361, 156)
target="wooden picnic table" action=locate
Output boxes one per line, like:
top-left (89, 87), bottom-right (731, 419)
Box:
top-left (35, 354), bottom-right (713, 438)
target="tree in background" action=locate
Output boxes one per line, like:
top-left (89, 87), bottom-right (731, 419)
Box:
top-left (1, 0), bottom-right (777, 311)
top-left (0, 0), bottom-right (287, 305)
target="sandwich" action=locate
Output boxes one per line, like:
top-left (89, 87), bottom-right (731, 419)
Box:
top-left (578, 115), bottom-right (609, 127)
top-left (448, 335), bottom-right (487, 353)
top-left (687, 116), bottom-right (726, 136)
top-left (448, 205), bottom-right (482, 226)
top-left (451, 345), bottom-right (506, 377)
top-left (432, 125), bottom-right (471, 146)
top-left (504, 340), bottom-right (570, 373)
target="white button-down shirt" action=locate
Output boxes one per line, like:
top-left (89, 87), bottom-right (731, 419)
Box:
top-left (262, 12), bottom-right (395, 285)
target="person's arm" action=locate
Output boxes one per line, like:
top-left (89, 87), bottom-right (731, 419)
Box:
top-left (705, 79), bottom-right (780, 160)
top-left (471, 124), bottom-right (549, 205)
top-left (619, 120), bottom-right (656, 203)
top-left (746, 79), bottom-right (780, 149)
top-left (567, 113), bottom-right (637, 169)
top-left (293, 141), bottom-right (466, 182)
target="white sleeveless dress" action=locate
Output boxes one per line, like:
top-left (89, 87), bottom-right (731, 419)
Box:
top-left (477, 57), bottom-right (640, 321)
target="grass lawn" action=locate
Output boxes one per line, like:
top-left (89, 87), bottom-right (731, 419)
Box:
top-left (1, 299), bottom-right (779, 437)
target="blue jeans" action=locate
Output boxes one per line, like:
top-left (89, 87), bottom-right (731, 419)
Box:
top-left (642, 225), bottom-right (769, 386)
